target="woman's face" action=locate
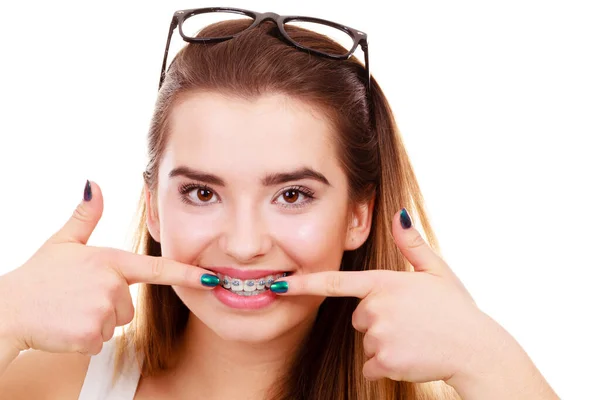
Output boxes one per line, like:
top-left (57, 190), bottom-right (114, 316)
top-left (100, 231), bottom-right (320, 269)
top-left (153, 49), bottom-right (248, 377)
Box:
top-left (146, 91), bottom-right (371, 343)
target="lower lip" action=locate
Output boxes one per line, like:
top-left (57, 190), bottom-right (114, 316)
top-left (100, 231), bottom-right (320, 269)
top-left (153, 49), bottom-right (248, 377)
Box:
top-left (213, 285), bottom-right (278, 310)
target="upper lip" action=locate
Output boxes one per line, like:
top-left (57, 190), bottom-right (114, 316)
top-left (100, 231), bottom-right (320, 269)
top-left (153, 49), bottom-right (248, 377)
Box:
top-left (203, 266), bottom-right (292, 280)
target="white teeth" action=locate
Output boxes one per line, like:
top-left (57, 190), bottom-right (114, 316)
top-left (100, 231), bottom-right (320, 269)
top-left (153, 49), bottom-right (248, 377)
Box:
top-left (243, 279), bottom-right (256, 292)
top-left (218, 272), bottom-right (292, 293)
top-left (265, 275), bottom-right (274, 288)
top-left (230, 278), bottom-right (243, 291)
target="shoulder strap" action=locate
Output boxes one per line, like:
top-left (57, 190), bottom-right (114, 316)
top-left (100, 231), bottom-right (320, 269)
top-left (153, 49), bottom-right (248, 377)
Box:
top-left (78, 337), bottom-right (141, 400)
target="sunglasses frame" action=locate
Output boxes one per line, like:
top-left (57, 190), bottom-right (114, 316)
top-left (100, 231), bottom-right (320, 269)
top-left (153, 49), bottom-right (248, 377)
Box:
top-left (158, 7), bottom-right (371, 93)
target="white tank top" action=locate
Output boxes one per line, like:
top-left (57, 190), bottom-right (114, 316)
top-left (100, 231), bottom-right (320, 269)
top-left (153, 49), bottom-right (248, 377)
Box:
top-left (78, 337), bottom-right (141, 400)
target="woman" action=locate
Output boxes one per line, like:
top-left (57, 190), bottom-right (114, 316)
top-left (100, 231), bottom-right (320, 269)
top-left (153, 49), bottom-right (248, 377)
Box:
top-left (0, 7), bottom-right (558, 399)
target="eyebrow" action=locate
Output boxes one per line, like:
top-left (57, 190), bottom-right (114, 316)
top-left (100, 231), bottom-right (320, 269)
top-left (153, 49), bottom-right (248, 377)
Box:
top-left (168, 166), bottom-right (331, 187)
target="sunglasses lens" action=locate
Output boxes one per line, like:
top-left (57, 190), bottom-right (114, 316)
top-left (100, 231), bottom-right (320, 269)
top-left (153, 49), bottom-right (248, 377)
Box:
top-left (283, 19), bottom-right (355, 57)
top-left (181, 11), bottom-right (255, 40)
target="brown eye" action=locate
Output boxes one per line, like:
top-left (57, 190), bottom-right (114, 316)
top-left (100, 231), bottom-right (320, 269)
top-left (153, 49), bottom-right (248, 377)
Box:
top-left (274, 186), bottom-right (315, 209)
top-left (196, 188), bottom-right (214, 202)
top-left (282, 190), bottom-right (300, 203)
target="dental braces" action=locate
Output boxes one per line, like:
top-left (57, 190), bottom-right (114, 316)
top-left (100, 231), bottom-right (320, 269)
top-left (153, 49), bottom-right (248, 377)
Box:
top-left (217, 272), bottom-right (288, 294)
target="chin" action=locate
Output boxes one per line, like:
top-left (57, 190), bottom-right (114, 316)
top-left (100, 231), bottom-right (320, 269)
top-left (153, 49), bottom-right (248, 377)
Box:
top-left (173, 286), bottom-right (323, 344)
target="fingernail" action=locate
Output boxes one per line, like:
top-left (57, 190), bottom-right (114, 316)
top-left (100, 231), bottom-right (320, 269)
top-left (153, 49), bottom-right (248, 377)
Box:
top-left (400, 208), bottom-right (412, 229)
top-left (270, 281), bottom-right (288, 294)
top-left (83, 180), bottom-right (92, 202)
top-left (200, 274), bottom-right (219, 287)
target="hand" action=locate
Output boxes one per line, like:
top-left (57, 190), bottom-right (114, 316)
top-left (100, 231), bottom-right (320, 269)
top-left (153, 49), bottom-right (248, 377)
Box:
top-left (0, 181), bottom-right (218, 356)
top-left (271, 208), bottom-right (501, 385)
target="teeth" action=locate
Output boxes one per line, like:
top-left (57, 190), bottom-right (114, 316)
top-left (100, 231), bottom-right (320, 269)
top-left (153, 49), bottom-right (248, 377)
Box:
top-left (230, 278), bottom-right (243, 292)
top-left (218, 272), bottom-right (292, 293)
top-left (265, 275), bottom-right (274, 288)
top-left (235, 290), bottom-right (267, 296)
top-left (243, 279), bottom-right (256, 292)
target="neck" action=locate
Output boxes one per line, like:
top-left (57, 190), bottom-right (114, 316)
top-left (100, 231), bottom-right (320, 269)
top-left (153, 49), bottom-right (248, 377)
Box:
top-left (164, 314), bottom-right (313, 399)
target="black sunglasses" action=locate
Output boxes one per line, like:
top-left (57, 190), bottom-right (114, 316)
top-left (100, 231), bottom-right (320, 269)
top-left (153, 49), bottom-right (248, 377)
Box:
top-left (158, 7), bottom-right (370, 94)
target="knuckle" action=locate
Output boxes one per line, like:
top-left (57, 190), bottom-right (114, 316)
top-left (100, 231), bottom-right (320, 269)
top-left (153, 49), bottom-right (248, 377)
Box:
top-left (182, 265), bottom-right (194, 285)
top-left (325, 274), bottom-right (344, 296)
top-left (351, 310), bottom-right (362, 330)
top-left (407, 233), bottom-right (426, 250)
top-left (363, 300), bottom-right (378, 319)
top-left (67, 323), bottom-right (101, 354)
top-left (363, 332), bottom-right (378, 349)
top-left (355, 299), bottom-right (379, 328)
top-left (151, 257), bottom-right (165, 279)
top-left (296, 278), bottom-right (309, 293)
top-left (102, 324), bottom-right (116, 341)
top-left (116, 300), bottom-right (135, 326)
top-left (367, 322), bottom-right (385, 339)
top-left (375, 350), bottom-right (393, 369)
top-left (86, 338), bottom-right (104, 355)
top-left (123, 302), bottom-right (135, 325)
top-left (112, 277), bottom-right (130, 300)
top-left (102, 275), bottom-right (122, 296)
top-left (379, 349), bottom-right (410, 374)
top-left (72, 326), bottom-right (99, 347)
top-left (71, 203), bottom-right (92, 224)
top-left (94, 299), bottom-right (114, 319)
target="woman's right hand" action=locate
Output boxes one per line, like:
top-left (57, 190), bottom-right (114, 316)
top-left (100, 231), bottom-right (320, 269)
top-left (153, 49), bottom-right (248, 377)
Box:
top-left (0, 181), bottom-right (215, 356)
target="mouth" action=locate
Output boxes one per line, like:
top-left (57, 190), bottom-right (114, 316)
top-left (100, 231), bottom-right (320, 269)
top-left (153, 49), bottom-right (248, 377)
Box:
top-left (215, 272), bottom-right (292, 296)
top-left (202, 266), bottom-right (294, 297)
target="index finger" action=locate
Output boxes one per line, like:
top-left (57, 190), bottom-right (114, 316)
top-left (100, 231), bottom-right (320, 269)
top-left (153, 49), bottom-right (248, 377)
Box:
top-left (107, 248), bottom-right (216, 288)
top-left (273, 270), bottom-right (386, 298)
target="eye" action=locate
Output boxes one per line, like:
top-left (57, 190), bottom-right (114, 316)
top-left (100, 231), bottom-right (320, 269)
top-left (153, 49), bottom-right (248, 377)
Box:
top-left (178, 183), bottom-right (220, 206)
top-left (274, 186), bottom-right (315, 208)
top-left (195, 187), bottom-right (214, 202)
top-left (282, 189), bottom-right (300, 203)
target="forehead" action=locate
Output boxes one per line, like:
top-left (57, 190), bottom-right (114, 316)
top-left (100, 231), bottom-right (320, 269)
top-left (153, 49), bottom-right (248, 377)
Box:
top-left (163, 91), bottom-right (339, 177)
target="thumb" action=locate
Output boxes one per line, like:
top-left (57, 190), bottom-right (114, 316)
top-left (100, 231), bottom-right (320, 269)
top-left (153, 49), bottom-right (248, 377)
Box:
top-left (393, 208), bottom-right (449, 276)
top-left (49, 180), bottom-right (104, 245)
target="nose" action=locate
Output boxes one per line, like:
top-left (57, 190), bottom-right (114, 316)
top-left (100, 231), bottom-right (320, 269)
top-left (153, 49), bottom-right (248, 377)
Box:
top-left (219, 204), bottom-right (272, 263)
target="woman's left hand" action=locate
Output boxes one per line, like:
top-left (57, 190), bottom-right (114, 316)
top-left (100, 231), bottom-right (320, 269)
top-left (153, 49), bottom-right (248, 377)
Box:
top-left (272, 208), bottom-right (507, 386)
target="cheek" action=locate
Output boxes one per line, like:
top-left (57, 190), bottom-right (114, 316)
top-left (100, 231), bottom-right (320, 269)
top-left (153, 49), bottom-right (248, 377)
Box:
top-left (271, 212), bottom-right (347, 273)
top-left (158, 207), bottom-right (218, 260)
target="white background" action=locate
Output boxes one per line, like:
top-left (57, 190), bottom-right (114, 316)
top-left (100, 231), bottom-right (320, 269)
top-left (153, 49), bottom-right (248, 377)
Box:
top-left (0, 1), bottom-right (598, 398)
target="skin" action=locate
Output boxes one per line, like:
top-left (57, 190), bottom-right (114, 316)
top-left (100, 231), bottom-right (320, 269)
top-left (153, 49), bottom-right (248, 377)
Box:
top-left (141, 90), bottom-right (559, 399)
top-left (277, 216), bottom-right (561, 399)
top-left (0, 91), bottom-right (559, 399)
top-left (139, 91), bottom-right (373, 398)
top-left (0, 178), bottom-right (217, 400)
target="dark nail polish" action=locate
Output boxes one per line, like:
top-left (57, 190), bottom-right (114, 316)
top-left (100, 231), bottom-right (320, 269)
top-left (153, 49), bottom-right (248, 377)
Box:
top-left (400, 208), bottom-right (412, 229)
top-left (83, 180), bottom-right (92, 202)
top-left (200, 274), bottom-right (220, 287)
top-left (270, 281), bottom-right (288, 294)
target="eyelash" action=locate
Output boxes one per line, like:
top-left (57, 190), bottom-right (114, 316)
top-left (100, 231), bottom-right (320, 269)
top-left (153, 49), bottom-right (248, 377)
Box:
top-left (177, 183), bottom-right (316, 209)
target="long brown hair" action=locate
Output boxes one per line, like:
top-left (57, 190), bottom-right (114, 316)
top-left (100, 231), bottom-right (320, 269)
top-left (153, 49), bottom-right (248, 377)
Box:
top-left (115, 18), bottom-right (459, 399)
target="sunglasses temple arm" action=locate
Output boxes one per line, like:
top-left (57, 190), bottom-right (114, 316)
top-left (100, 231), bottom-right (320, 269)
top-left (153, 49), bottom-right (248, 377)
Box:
top-left (159, 17), bottom-right (179, 91)
top-left (360, 41), bottom-right (371, 95)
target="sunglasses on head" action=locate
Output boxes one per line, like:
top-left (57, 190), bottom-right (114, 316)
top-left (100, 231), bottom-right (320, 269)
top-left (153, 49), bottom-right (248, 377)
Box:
top-left (158, 7), bottom-right (371, 94)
